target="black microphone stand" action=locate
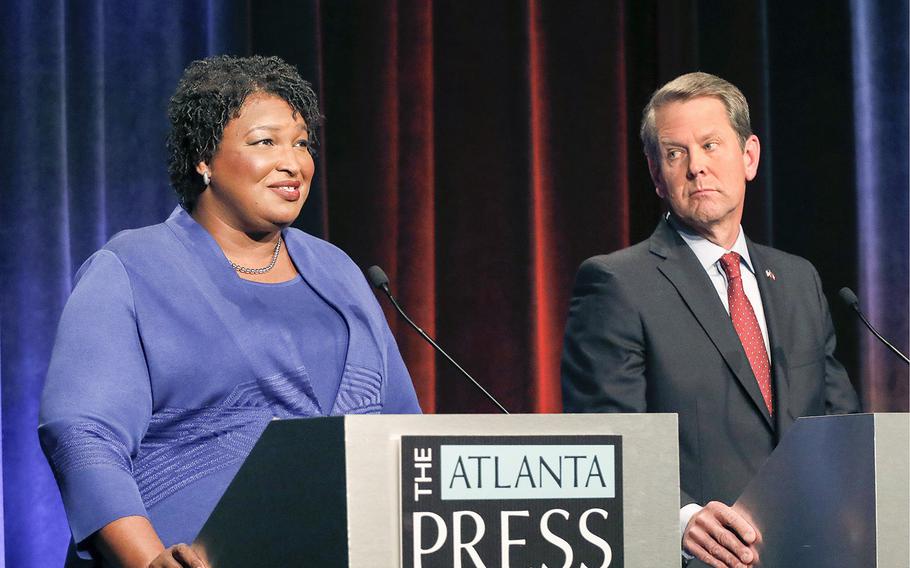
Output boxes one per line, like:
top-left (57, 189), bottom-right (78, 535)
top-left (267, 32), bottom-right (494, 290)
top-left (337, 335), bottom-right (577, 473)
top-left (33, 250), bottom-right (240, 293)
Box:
top-left (368, 266), bottom-right (510, 414)
top-left (840, 287), bottom-right (910, 364)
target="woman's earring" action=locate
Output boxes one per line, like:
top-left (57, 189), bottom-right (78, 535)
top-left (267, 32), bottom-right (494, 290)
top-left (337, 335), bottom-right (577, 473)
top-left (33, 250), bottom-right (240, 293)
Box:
top-left (202, 171), bottom-right (211, 186)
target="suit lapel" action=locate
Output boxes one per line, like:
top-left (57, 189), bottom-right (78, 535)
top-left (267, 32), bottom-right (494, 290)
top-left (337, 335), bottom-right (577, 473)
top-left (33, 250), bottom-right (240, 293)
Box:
top-left (650, 220), bottom-right (774, 429)
top-left (748, 241), bottom-right (791, 439)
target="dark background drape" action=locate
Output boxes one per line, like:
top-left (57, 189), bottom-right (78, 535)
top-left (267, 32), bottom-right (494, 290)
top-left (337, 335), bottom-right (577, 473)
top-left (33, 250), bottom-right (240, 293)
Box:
top-left (2, 1), bottom-right (906, 565)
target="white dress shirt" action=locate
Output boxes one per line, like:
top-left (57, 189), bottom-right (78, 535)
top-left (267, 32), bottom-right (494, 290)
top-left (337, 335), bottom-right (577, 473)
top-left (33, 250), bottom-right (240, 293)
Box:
top-left (674, 223), bottom-right (771, 357)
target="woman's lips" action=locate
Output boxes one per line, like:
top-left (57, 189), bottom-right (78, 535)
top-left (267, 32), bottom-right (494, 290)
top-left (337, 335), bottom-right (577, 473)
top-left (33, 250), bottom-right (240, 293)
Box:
top-left (267, 182), bottom-right (301, 201)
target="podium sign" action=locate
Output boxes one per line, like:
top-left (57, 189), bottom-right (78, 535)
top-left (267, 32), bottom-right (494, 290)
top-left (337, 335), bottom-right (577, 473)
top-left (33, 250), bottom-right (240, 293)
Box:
top-left (401, 435), bottom-right (624, 567)
top-left (193, 414), bottom-right (679, 567)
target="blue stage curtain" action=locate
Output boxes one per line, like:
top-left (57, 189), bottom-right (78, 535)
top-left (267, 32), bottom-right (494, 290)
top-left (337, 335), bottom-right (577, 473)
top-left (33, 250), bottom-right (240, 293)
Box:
top-left (0, 2), bottom-right (248, 565)
top-left (851, 0), bottom-right (910, 411)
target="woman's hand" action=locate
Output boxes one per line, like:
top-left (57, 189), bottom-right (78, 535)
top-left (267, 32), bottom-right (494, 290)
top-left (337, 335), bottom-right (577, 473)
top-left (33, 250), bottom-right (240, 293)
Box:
top-left (147, 543), bottom-right (207, 568)
top-left (95, 516), bottom-right (207, 568)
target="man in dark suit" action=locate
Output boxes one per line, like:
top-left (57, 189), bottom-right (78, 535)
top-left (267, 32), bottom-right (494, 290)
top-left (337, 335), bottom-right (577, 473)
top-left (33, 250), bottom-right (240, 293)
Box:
top-left (561, 72), bottom-right (860, 567)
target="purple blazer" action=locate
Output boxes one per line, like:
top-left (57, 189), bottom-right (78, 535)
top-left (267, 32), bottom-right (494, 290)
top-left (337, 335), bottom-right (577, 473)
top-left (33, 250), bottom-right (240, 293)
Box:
top-left (39, 207), bottom-right (421, 562)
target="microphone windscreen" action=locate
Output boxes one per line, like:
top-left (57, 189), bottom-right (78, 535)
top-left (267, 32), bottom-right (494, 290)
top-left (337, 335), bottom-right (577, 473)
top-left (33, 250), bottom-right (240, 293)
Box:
top-left (366, 265), bottom-right (390, 289)
top-left (838, 287), bottom-right (859, 307)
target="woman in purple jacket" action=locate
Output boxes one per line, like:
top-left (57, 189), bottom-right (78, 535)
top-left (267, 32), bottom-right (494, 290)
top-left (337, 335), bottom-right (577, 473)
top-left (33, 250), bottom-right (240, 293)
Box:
top-left (39, 55), bottom-right (421, 568)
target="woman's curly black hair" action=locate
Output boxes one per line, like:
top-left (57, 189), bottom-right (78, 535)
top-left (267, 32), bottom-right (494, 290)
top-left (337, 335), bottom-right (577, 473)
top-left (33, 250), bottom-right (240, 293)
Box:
top-left (166, 55), bottom-right (321, 211)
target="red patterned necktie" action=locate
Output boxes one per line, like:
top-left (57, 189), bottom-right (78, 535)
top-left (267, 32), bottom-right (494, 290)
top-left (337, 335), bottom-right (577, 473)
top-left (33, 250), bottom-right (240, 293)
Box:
top-left (719, 252), bottom-right (773, 415)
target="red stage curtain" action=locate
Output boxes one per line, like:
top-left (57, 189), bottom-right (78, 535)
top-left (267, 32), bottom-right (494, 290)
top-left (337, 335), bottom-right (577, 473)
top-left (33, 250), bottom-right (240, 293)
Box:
top-left (315, 1), bottom-right (647, 413)
top-left (257, 0), bottom-right (904, 414)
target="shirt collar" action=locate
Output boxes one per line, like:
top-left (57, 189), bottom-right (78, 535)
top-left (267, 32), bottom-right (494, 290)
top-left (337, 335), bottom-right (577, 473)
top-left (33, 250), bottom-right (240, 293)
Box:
top-left (668, 214), bottom-right (755, 275)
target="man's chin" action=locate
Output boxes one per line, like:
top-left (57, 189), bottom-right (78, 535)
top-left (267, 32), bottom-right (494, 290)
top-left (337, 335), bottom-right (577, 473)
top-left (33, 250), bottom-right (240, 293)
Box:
top-left (670, 211), bottom-right (732, 236)
top-left (683, 204), bottom-right (738, 228)
top-left (669, 211), bottom-right (711, 231)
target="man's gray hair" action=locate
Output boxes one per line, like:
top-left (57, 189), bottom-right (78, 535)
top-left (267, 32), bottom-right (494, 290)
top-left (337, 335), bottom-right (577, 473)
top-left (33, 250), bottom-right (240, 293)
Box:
top-left (640, 72), bottom-right (753, 163)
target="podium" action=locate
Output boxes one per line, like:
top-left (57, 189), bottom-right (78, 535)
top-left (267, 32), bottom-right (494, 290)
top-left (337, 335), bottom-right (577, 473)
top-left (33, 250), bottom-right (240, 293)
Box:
top-left (731, 413), bottom-right (910, 567)
top-left (192, 414), bottom-right (680, 567)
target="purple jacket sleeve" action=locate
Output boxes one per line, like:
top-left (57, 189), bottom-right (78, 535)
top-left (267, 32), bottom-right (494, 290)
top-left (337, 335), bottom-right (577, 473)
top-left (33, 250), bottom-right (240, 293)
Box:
top-left (39, 250), bottom-right (152, 552)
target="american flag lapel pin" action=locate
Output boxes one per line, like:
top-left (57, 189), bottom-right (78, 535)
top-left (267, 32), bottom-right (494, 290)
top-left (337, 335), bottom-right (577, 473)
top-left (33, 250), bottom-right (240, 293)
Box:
top-left (765, 269), bottom-right (776, 281)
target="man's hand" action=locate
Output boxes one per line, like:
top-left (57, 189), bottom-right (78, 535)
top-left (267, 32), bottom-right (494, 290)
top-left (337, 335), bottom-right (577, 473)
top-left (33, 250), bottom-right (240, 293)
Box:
top-left (147, 543), bottom-right (207, 568)
top-left (682, 501), bottom-right (757, 567)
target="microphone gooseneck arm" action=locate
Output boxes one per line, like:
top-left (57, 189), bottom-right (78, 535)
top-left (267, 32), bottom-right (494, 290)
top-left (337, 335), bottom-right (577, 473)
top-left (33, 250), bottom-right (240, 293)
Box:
top-left (839, 287), bottom-right (910, 365)
top-left (367, 266), bottom-right (510, 414)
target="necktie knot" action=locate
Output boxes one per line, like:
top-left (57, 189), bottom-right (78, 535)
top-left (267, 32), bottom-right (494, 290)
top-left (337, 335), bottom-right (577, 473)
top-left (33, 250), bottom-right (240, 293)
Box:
top-left (720, 251), bottom-right (742, 280)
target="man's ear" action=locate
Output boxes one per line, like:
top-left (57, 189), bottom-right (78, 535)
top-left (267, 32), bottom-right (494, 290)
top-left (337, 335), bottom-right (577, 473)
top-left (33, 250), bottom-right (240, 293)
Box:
top-left (743, 135), bottom-right (761, 182)
top-left (647, 155), bottom-right (666, 199)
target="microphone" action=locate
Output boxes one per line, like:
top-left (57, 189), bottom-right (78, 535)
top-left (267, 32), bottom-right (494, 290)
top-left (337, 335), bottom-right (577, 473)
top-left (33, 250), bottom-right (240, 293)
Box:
top-left (366, 265), bottom-right (510, 414)
top-left (839, 287), bottom-right (909, 364)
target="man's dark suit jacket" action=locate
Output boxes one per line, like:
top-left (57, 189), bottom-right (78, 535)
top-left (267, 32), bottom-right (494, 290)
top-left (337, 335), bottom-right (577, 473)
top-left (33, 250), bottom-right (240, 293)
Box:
top-left (561, 218), bottom-right (860, 507)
